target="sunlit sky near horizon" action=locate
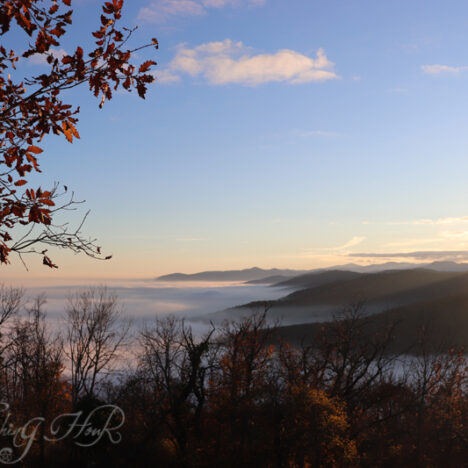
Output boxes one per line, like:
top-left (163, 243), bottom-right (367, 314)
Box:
top-left (5, 0), bottom-right (468, 280)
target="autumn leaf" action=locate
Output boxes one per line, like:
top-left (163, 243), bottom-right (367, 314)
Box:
top-left (43, 255), bottom-right (58, 268)
top-left (0, 0), bottom-right (157, 267)
top-left (40, 198), bottom-right (55, 207)
top-left (27, 145), bottom-right (43, 154)
top-left (139, 60), bottom-right (156, 73)
top-left (62, 122), bottom-right (73, 142)
top-left (49, 4), bottom-right (59, 15)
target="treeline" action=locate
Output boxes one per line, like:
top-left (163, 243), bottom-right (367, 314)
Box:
top-left (0, 286), bottom-right (467, 467)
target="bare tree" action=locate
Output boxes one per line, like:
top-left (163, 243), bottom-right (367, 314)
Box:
top-left (3, 295), bottom-right (64, 465)
top-left (138, 317), bottom-right (214, 462)
top-left (65, 287), bottom-right (128, 408)
top-left (0, 283), bottom-right (23, 354)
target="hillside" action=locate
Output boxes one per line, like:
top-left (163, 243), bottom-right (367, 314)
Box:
top-left (273, 270), bottom-right (363, 289)
top-left (245, 275), bottom-right (292, 285)
top-left (272, 292), bottom-right (468, 354)
top-left (208, 269), bottom-right (468, 324)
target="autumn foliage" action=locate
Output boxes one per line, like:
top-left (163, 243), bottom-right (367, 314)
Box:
top-left (0, 0), bottom-right (157, 267)
top-left (0, 289), bottom-right (466, 467)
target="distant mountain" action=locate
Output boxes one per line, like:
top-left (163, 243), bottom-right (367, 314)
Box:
top-left (273, 270), bottom-right (362, 289)
top-left (322, 262), bottom-right (419, 273)
top-left (156, 261), bottom-right (468, 283)
top-left (156, 267), bottom-right (307, 282)
top-left (424, 261), bottom-right (468, 272)
top-left (245, 275), bottom-right (292, 285)
top-left (318, 261), bottom-right (468, 274)
top-left (207, 269), bottom-right (468, 324)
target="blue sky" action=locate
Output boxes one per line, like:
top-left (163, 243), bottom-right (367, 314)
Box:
top-left (7, 0), bottom-right (468, 278)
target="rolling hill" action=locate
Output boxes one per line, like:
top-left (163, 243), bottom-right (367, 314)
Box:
top-left (272, 269), bottom-right (363, 289)
top-left (244, 275), bottom-right (292, 285)
top-left (272, 292), bottom-right (468, 354)
top-left (207, 269), bottom-right (468, 324)
top-left (157, 261), bottom-right (468, 284)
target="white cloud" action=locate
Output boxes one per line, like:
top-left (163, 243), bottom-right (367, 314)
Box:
top-left (158, 39), bottom-right (338, 86)
top-left (421, 64), bottom-right (468, 75)
top-left (138, 0), bottom-right (264, 23)
top-left (157, 69), bottom-right (182, 83)
top-left (29, 48), bottom-right (67, 65)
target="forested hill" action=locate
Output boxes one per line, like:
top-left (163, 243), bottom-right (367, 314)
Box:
top-left (208, 268), bottom-right (468, 324)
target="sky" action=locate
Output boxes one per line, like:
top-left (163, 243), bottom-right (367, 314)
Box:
top-left (5, 0), bottom-right (468, 280)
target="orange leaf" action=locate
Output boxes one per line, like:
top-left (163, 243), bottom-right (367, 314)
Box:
top-left (27, 145), bottom-right (43, 154)
top-left (68, 123), bottom-right (80, 139)
top-left (62, 122), bottom-right (73, 142)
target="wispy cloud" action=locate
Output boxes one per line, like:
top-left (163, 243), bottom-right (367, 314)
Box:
top-left (157, 69), bottom-right (182, 84)
top-left (334, 236), bottom-right (366, 250)
top-left (385, 238), bottom-right (442, 248)
top-left (413, 217), bottom-right (468, 225)
top-left (156, 40), bottom-right (338, 86)
top-left (421, 64), bottom-right (468, 75)
top-left (349, 250), bottom-right (468, 261)
top-left (303, 236), bottom-right (366, 255)
top-left (439, 230), bottom-right (468, 240)
top-left (138, 0), bottom-right (264, 23)
top-left (363, 216), bottom-right (468, 226)
top-left (401, 37), bottom-right (434, 53)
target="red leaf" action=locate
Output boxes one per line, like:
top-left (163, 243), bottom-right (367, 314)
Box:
top-left (40, 199), bottom-right (55, 207)
top-left (139, 60), bottom-right (156, 73)
top-left (43, 255), bottom-right (58, 268)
